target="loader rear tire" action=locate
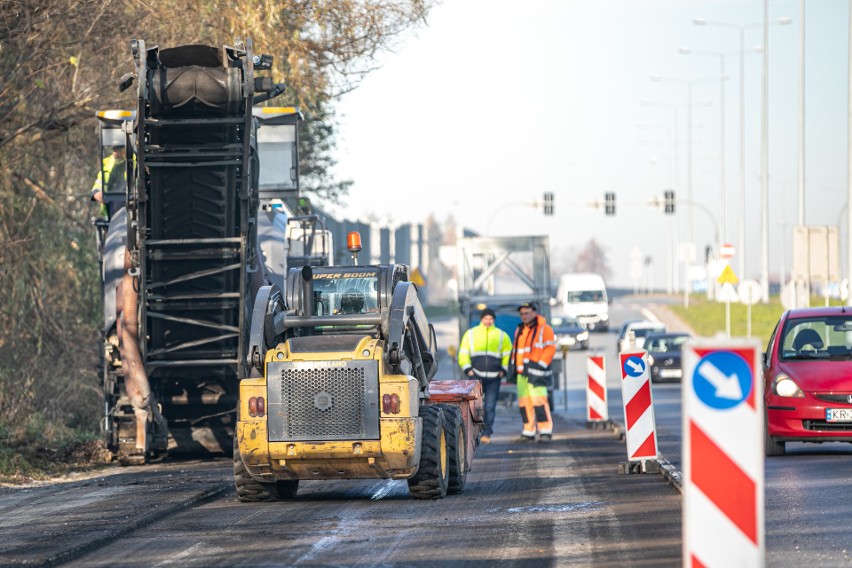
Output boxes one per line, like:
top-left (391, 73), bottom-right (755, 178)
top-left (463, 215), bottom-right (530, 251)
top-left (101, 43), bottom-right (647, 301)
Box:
top-left (233, 436), bottom-right (299, 502)
top-left (408, 405), bottom-right (449, 500)
top-left (441, 404), bottom-right (467, 495)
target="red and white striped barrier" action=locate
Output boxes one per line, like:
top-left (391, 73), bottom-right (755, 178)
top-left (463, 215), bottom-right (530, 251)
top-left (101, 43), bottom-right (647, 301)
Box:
top-left (586, 355), bottom-right (608, 422)
top-left (683, 340), bottom-right (763, 566)
top-left (619, 350), bottom-right (658, 461)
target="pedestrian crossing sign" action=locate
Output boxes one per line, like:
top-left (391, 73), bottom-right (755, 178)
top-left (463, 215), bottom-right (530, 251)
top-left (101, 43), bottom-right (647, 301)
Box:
top-left (717, 264), bottom-right (738, 286)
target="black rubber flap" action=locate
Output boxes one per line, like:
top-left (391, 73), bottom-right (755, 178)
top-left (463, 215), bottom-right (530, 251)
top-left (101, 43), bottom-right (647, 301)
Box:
top-left (158, 44), bottom-right (222, 68)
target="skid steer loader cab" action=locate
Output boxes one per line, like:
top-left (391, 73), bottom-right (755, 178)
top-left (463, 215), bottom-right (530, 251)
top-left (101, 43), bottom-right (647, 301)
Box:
top-left (235, 261), bottom-right (484, 501)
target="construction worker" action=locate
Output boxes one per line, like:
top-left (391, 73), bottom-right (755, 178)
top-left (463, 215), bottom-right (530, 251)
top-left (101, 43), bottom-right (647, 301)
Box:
top-left (91, 145), bottom-right (127, 218)
top-left (458, 308), bottom-right (511, 444)
top-left (510, 302), bottom-right (556, 442)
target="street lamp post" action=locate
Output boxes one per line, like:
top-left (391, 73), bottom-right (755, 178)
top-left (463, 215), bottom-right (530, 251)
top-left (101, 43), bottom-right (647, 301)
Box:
top-left (798, 0), bottom-right (806, 229)
top-left (848, 2), bottom-right (852, 307)
top-left (641, 100), bottom-right (683, 293)
top-left (637, 122), bottom-right (676, 293)
top-left (650, 76), bottom-right (717, 300)
top-left (674, 197), bottom-right (722, 308)
top-left (679, 47), bottom-right (741, 244)
top-left (693, 16), bottom-right (790, 292)
top-left (649, 76), bottom-right (718, 245)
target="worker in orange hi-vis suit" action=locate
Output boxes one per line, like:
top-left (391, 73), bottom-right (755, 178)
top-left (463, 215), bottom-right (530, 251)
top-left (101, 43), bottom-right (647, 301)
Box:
top-left (510, 302), bottom-right (557, 442)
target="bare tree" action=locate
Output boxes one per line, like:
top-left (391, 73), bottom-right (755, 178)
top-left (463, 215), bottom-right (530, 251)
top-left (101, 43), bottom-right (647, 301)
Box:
top-left (0, 0), bottom-right (434, 450)
top-left (573, 238), bottom-right (612, 280)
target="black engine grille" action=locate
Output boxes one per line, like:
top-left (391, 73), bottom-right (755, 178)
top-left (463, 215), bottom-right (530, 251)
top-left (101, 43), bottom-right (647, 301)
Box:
top-left (266, 360), bottom-right (379, 442)
top-left (813, 393), bottom-right (852, 405)
top-left (803, 420), bottom-right (852, 432)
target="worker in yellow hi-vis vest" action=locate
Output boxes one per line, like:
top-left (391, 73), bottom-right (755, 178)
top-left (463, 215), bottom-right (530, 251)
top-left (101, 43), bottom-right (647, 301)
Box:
top-left (458, 308), bottom-right (511, 444)
top-left (90, 145), bottom-right (127, 218)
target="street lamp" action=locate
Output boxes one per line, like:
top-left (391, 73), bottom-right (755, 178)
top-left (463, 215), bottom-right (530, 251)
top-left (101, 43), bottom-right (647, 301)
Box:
top-left (640, 100), bottom-right (681, 294)
top-left (637, 122), bottom-right (675, 293)
top-left (848, 4), bottom-right (852, 307)
top-left (649, 75), bottom-right (718, 249)
top-left (693, 15), bottom-right (791, 299)
top-left (640, 98), bottom-right (711, 295)
top-left (678, 46), bottom-right (760, 245)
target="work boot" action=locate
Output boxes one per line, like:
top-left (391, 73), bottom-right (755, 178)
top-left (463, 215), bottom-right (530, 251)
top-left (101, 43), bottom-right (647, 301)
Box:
top-left (539, 434), bottom-right (552, 443)
top-left (480, 435), bottom-right (491, 444)
top-left (517, 434), bottom-right (535, 443)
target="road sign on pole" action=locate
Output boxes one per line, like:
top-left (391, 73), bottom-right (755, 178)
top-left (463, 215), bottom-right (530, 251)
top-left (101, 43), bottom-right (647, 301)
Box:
top-left (682, 340), bottom-right (764, 567)
top-left (619, 350), bottom-right (658, 463)
top-left (586, 355), bottom-right (608, 424)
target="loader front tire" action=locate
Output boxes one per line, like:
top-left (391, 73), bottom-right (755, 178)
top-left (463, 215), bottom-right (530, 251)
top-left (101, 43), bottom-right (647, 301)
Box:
top-left (441, 404), bottom-right (468, 494)
top-left (408, 405), bottom-right (449, 500)
top-left (233, 436), bottom-right (298, 502)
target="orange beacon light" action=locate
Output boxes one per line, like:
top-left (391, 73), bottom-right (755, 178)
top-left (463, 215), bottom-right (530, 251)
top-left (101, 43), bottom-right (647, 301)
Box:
top-left (347, 231), bottom-right (362, 265)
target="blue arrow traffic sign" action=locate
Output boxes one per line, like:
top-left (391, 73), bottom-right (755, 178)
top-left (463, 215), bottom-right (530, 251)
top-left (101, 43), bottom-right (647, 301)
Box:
top-left (692, 351), bottom-right (752, 410)
top-left (623, 355), bottom-right (646, 378)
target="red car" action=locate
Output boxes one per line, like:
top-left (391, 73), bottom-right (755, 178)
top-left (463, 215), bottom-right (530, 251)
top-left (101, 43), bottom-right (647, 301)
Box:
top-left (763, 306), bottom-right (852, 456)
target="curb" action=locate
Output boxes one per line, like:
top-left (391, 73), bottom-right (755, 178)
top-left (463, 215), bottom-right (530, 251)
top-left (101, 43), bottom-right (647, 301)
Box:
top-left (601, 418), bottom-right (683, 494)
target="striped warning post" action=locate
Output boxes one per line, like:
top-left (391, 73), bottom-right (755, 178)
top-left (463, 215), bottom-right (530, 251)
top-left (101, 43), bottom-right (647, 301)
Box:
top-left (619, 350), bottom-right (658, 461)
top-left (586, 355), bottom-right (608, 422)
top-left (683, 339), bottom-right (764, 567)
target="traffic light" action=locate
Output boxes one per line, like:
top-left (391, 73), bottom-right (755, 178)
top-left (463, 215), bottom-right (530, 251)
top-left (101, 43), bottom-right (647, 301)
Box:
top-left (604, 192), bottom-right (616, 216)
top-left (543, 192), bottom-right (554, 215)
top-left (663, 190), bottom-right (675, 214)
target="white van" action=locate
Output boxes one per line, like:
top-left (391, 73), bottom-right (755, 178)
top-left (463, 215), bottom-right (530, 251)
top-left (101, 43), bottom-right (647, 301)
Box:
top-left (556, 273), bottom-right (609, 331)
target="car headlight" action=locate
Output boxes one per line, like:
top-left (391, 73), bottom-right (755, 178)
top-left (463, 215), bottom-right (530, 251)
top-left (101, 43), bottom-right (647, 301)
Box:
top-left (577, 331), bottom-right (589, 341)
top-left (601, 314), bottom-right (609, 320)
top-left (648, 355), bottom-right (655, 366)
top-left (773, 374), bottom-right (805, 398)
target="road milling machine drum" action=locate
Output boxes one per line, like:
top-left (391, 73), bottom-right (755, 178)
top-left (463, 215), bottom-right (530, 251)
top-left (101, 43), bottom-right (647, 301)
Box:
top-left (235, 261), bottom-right (485, 500)
top-left (98, 39), bottom-right (293, 464)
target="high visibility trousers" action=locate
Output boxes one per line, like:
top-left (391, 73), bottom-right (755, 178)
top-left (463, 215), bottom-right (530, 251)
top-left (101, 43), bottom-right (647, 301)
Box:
top-left (517, 374), bottom-right (553, 436)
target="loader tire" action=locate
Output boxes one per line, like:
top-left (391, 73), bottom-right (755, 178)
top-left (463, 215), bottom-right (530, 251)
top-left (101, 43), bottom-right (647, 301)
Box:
top-left (407, 405), bottom-right (449, 500)
top-left (233, 437), bottom-right (299, 502)
top-left (441, 404), bottom-right (468, 495)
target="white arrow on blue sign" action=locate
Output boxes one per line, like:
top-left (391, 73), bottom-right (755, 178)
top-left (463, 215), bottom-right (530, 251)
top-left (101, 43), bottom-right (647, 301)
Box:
top-left (692, 351), bottom-right (752, 410)
top-left (623, 355), bottom-right (646, 377)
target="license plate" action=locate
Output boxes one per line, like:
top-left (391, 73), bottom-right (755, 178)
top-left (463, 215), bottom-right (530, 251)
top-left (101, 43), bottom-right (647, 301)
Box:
top-left (660, 369), bottom-right (682, 378)
top-left (826, 408), bottom-right (852, 422)
top-left (559, 337), bottom-right (575, 346)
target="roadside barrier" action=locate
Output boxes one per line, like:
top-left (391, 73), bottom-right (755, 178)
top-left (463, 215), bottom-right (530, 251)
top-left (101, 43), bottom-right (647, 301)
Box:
top-left (585, 355), bottom-right (609, 427)
top-left (683, 339), bottom-right (763, 566)
top-left (618, 349), bottom-right (659, 474)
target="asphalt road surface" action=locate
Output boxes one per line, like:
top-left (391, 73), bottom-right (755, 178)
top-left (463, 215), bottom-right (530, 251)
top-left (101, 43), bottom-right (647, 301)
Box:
top-left (4, 296), bottom-right (850, 566)
top-left (0, 411), bottom-right (681, 567)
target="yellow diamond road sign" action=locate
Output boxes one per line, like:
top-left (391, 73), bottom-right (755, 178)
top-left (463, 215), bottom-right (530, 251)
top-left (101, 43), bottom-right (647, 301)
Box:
top-left (410, 267), bottom-right (426, 287)
top-left (717, 264), bottom-right (739, 285)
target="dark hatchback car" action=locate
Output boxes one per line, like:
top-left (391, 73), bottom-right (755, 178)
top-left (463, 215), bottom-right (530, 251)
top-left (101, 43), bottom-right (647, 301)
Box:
top-left (645, 332), bottom-right (691, 382)
top-left (551, 315), bottom-right (590, 350)
top-left (763, 306), bottom-right (852, 456)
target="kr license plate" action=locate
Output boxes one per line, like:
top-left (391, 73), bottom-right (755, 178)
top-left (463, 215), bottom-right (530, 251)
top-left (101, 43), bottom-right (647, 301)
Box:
top-left (826, 408), bottom-right (852, 422)
top-left (660, 369), bottom-right (682, 378)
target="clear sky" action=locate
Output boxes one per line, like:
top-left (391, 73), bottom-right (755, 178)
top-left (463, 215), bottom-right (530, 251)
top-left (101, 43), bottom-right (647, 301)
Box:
top-left (328, 0), bottom-right (850, 288)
